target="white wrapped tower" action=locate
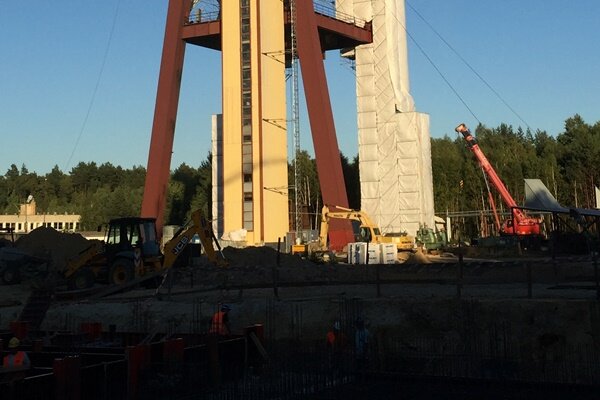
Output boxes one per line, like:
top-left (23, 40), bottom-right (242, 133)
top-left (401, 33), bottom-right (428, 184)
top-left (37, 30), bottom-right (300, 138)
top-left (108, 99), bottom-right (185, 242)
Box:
top-left (338, 0), bottom-right (434, 235)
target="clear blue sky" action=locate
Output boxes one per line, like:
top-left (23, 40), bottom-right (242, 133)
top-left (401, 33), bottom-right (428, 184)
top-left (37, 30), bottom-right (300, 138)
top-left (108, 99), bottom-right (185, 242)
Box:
top-left (1, 1), bottom-right (598, 175)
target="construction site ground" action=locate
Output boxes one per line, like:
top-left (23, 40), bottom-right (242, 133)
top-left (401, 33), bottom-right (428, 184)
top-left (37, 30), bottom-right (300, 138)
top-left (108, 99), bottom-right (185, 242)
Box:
top-left (2, 227), bottom-right (600, 367)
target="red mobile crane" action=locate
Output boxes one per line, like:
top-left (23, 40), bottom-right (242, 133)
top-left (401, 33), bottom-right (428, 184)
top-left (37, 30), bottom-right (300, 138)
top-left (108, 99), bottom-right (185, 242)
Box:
top-left (455, 123), bottom-right (541, 236)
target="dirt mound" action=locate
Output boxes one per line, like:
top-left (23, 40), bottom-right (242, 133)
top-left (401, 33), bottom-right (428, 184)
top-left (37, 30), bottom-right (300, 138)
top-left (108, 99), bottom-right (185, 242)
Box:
top-left (208, 246), bottom-right (338, 286)
top-left (405, 249), bottom-right (431, 264)
top-left (15, 227), bottom-right (93, 271)
top-left (222, 246), bottom-right (316, 269)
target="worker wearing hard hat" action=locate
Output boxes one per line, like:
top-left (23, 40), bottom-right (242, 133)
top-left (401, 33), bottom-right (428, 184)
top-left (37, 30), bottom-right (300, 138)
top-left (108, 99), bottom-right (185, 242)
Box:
top-left (209, 304), bottom-right (232, 336)
top-left (326, 321), bottom-right (348, 371)
top-left (327, 321), bottom-right (348, 351)
top-left (2, 337), bottom-right (31, 370)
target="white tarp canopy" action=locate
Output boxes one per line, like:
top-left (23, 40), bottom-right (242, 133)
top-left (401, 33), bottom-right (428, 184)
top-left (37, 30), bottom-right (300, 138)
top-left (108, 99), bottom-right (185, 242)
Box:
top-left (524, 179), bottom-right (600, 218)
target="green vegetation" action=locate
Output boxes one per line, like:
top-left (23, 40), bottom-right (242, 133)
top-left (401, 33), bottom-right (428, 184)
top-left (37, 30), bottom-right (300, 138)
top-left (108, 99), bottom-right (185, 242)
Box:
top-left (433, 115), bottom-right (600, 214)
top-left (1, 115), bottom-right (598, 232)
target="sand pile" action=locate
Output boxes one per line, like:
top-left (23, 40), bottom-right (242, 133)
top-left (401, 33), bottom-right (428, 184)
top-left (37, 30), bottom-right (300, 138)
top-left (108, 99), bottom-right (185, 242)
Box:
top-left (406, 249), bottom-right (432, 264)
top-left (15, 227), bottom-right (93, 272)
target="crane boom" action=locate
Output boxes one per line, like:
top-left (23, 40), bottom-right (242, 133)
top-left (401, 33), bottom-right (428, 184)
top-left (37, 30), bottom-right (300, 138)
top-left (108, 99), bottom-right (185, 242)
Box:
top-left (455, 123), bottom-right (541, 236)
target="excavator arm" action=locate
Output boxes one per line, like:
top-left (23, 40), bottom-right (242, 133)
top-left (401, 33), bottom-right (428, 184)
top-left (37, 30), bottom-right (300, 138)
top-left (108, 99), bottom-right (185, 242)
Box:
top-left (320, 205), bottom-right (382, 248)
top-left (162, 209), bottom-right (226, 269)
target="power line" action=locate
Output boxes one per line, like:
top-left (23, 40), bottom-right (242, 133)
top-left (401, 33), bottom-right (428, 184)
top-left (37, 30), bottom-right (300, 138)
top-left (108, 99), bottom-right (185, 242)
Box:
top-left (64, 0), bottom-right (122, 171)
top-left (405, 0), bottom-right (532, 131)
top-left (389, 7), bottom-right (481, 124)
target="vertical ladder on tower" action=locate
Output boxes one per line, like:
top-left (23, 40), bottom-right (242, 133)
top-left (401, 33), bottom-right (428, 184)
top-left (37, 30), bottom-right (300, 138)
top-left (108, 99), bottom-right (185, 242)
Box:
top-left (289, 0), bottom-right (302, 239)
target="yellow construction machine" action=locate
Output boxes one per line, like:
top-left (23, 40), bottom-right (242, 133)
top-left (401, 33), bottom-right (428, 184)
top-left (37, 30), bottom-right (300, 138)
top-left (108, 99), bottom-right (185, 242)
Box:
top-left (64, 209), bottom-right (225, 290)
top-left (293, 205), bottom-right (414, 258)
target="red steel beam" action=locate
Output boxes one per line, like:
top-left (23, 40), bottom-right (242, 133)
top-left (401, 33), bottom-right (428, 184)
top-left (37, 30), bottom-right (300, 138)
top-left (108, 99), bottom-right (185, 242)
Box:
top-left (141, 0), bottom-right (189, 237)
top-left (295, 0), bottom-right (354, 251)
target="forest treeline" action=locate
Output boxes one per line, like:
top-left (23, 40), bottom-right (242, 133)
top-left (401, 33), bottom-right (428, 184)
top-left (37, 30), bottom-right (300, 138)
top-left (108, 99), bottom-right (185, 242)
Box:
top-left (1, 114), bottom-right (598, 231)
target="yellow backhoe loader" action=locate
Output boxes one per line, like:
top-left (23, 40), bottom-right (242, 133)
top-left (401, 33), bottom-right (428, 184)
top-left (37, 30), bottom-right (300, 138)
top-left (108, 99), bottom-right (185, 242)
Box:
top-left (64, 209), bottom-right (225, 290)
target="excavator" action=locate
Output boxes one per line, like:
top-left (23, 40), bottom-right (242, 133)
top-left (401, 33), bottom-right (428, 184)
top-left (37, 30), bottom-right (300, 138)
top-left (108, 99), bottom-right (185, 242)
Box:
top-left (293, 205), bottom-right (414, 259)
top-left (455, 123), bottom-right (542, 236)
top-left (64, 209), bottom-right (226, 290)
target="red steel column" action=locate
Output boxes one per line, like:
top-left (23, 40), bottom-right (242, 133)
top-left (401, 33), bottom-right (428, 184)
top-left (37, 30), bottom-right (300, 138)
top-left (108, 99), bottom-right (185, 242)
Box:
top-left (141, 0), bottom-right (190, 237)
top-left (54, 356), bottom-right (81, 400)
top-left (127, 344), bottom-right (151, 400)
top-left (295, 1), bottom-right (354, 251)
top-left (163, 337), bottom-right (185, 364)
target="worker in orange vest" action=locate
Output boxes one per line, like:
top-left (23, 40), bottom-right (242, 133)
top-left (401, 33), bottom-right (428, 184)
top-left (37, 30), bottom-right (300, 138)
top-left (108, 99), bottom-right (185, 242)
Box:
top-left (326, 321), bottom-right (347, 371)
top-left (2, 337), bottom-right (31, 370)
top-left (326, 321), bottom-right (347, 351)
top-left (209, 304), bottom-right (231, 336)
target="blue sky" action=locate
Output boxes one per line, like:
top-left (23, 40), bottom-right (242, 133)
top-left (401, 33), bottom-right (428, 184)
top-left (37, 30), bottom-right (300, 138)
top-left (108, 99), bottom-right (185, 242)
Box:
top-left (1, 1), bottom-right (598, 175)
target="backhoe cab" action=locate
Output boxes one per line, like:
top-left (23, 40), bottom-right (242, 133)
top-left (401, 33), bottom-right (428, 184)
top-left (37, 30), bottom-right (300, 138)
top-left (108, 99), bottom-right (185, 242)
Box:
top-left (65, 210), bottom-right (224, 290)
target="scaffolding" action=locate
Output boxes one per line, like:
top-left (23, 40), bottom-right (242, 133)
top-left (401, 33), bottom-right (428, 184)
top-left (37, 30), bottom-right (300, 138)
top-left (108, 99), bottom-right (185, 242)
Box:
top-left (289, 0), bottom-right (302, 237)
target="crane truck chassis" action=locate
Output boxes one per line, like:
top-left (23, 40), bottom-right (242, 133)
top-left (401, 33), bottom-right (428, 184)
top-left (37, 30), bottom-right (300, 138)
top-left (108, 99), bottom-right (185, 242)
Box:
top-left (64, 209), bottom-right (225, 290)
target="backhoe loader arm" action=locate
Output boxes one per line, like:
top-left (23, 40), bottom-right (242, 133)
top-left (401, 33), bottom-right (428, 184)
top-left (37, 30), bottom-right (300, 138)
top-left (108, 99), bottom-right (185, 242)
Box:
top-left (162, 210), bottom-right (226, 269)
top-left (64, 241), bottom-right (104, 279)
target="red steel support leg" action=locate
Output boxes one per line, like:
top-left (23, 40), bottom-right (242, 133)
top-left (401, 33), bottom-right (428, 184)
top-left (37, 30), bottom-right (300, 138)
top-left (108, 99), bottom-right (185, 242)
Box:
top-left (127, 344), bottom-right (151, 400)
top-left (295, 1), bottom-right (354, 251)
top-left (163, 338), bottom-right (185, 364)
top-left (54, 356), bottom-right (81, 400)
top-left (207, 335), bottom-right (221, 387)
top-left (141, 0), bottom-right (190, 237)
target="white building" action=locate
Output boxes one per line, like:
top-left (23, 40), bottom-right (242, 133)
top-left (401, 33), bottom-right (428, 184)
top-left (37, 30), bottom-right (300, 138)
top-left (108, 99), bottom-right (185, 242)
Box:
top-left (0, 200), bottom-right (80, 234)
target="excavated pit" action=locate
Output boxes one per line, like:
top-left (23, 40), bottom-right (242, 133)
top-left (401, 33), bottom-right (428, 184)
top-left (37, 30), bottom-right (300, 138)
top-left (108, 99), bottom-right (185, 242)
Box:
top-left (1, 227), bottom-right (600, 385)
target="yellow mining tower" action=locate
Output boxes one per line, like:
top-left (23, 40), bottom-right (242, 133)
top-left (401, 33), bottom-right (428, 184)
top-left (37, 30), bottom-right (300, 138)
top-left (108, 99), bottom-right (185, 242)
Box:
top-left (219, 0), bottom-right (288, 244)
top-left (141, 1), bottom-right (371, 249)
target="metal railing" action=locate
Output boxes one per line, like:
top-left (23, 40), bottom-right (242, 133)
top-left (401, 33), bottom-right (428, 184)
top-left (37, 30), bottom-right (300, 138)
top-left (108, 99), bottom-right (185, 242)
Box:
top-left (186, 9), bottom-right (220, 25)
top-left (185, 2), bottom-right (370, 29)
top-left (312, 2), bottom-right (369, 28)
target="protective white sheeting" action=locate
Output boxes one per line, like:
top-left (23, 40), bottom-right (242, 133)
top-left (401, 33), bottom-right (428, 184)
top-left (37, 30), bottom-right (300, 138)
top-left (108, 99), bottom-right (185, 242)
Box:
top-left (340, 0), bottom-right (435, 237)
top-left (336, 0), bottom-right (354, 19)
top-left (384, 0), bottom-right (413, 113)
top-left (357, 128), bottom-right (378, 145)
top-left (357, 111), bottom-right (377, 131)
top-left (360, 159), bottom-right (379, 182)
top-left (360, 144), bottom-right (378, 162)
